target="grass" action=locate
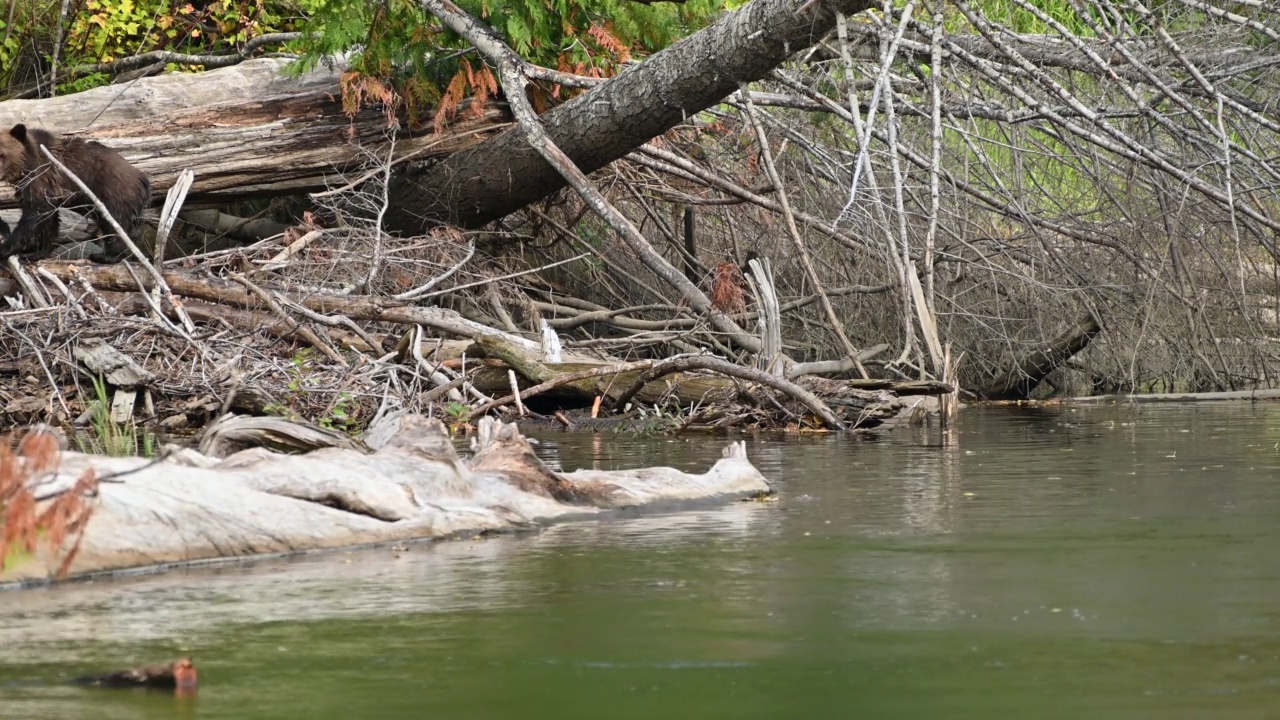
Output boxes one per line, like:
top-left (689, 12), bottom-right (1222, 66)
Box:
top-left (75, 376), bottom-right (156, 458)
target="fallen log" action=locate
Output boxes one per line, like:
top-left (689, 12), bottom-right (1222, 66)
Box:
top-left (979, 315), bottom-right (1102, 400)
top-left (463, 354), bottom-right (953, 428)
top-left (1, 417), bottom-right (770, 585)
top-left (387, 0), bottom-right (876, 231)
top-left (0, 58), bottom-right (506, 208)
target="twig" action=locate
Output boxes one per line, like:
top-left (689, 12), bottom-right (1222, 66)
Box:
top-left (230, 273), bottom-right (348, 366)
top-left (739, 90), bottom-right (869, 378)
top-left (35, 267), bottom-right (86, 319)
top-left (508, 370), bottom-right (525, 415)
top-left (153, 169), bottom-right (194, 267)
top-left (273, 293), bottom-right (383, 356)
top-left (120, 261), bottom-right (185, 336)
top-left (261, 229), bottom-right (324, 266)
top-left (7, 257), bottom-right (51, 308)
top-left (38, 33), bottom-right (310, 92)
top-left (410, 324), bottom-right (466, 403)
top-left (311, 126), bottom-right (508, 198)
top-left (415, 252), bottom-right (589, 300)
top-left (47, 0), bottom-right (73, 94)
top-left (365, 134), bottom-right (396, 293)
top-left (1, 317), bottom-right (70, 417)
top-left (393, 240), bottom-right (476, 300)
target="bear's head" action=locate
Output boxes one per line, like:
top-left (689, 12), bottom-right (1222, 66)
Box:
top-left (0, 125), bottom-right (29, 184)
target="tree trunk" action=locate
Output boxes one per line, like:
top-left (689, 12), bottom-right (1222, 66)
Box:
top-left (979, 316), bottom-right (1102, 400)
top-left (384, 0), bottom-right (875, 232)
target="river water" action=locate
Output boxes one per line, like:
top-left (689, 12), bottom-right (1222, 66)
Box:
top-left (2, 404), bottom-right (1280, 718)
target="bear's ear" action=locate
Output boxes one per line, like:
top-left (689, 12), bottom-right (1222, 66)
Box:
top-left (10, 124), bottom-right (27, 142)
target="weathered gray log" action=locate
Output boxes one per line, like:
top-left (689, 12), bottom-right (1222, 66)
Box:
top-left (2, 417), bottom-right (770, 585)
top-left (198, 413), bottom-right (367, 457)
top-left (385, 0), bottom-right (875, 231)
top-left (0, 58), bottom-right (505, 208)
top-left (72, 340), bottom-right (154, 388)
top-left (979, 315), bottom-right (1102, 400)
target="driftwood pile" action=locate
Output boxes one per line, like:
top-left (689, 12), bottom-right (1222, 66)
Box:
top-left (0, 234), bottom-right (951, 434)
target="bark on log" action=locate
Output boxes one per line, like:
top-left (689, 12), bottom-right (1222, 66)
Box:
top-left (979, 315), bottom-right (1102, 400)
top-left (0, 58), bottom-right (506, 208)
top-left (385, 0), bottom-right (875, 231)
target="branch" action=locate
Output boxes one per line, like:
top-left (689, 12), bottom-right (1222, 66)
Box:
top-left (609, 355), bottom-right (847, 431)
top-left (40, 33), bottom-right (308, 90)
top-left (417, 0), bottom-right (763, 353)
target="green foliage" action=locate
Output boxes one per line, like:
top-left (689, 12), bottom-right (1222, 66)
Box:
top-left (2, 0), bottom-right (310, 96)
top-left (319, 392), bottom-right (358, 433)
top-left (263, 347), bottom-right (318, 418)
top-left (76, 376), bottom-right (157, 458)
top-left (263, 348), bottom-right (360, 432)
top-left (440, 400), bottom-right (474, 435)
top-left (292, 0), bottom-right (724, 125)
top-left (0, 19), bottom-right (19, 73)
top-left (72, 0), bottom-right (174, 63)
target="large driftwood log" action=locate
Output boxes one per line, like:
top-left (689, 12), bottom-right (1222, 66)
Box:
top-left (0, 58), bottom-right (506, 208)
top-left (3, 417), bottom-right (770, 585)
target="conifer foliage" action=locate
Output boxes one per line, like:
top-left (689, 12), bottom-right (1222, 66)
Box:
top-left (293, 0), bottom-right (724, 126)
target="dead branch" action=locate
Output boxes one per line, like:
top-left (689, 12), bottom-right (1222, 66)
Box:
top-left (610, 355), bottom-right (847, 431)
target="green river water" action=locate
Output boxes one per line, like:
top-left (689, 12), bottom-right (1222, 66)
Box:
top-left (2, 404), bottom-right (1280, 718)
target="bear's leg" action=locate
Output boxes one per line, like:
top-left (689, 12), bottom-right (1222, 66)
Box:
top-left (89, 230), bottom-right (130, 264)
top-left (0, 205), bottom-right (59, 261)
top-left (87, 197), bottom-right (140, 264)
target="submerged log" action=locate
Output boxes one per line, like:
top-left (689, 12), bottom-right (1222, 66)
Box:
top-left (74, 658), bottom-right (197, 690)
top-left (979, 315), bottom-right (1102, 400)
top-left (1069, 388), bottom-right (1280, 404)
top-left (466, 357), bottom-right (952, 429)
top-left (1, 417), bottom-right (770, 585)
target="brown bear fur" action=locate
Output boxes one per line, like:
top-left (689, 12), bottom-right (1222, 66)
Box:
top-left (0, 124), bottom-right (150, 263)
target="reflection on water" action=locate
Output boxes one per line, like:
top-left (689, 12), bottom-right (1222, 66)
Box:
top-left (3, 404), bottom-right (1280, 718)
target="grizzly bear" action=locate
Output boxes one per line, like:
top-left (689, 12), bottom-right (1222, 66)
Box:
top-left (0, 124), bottom-right (150, 264)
